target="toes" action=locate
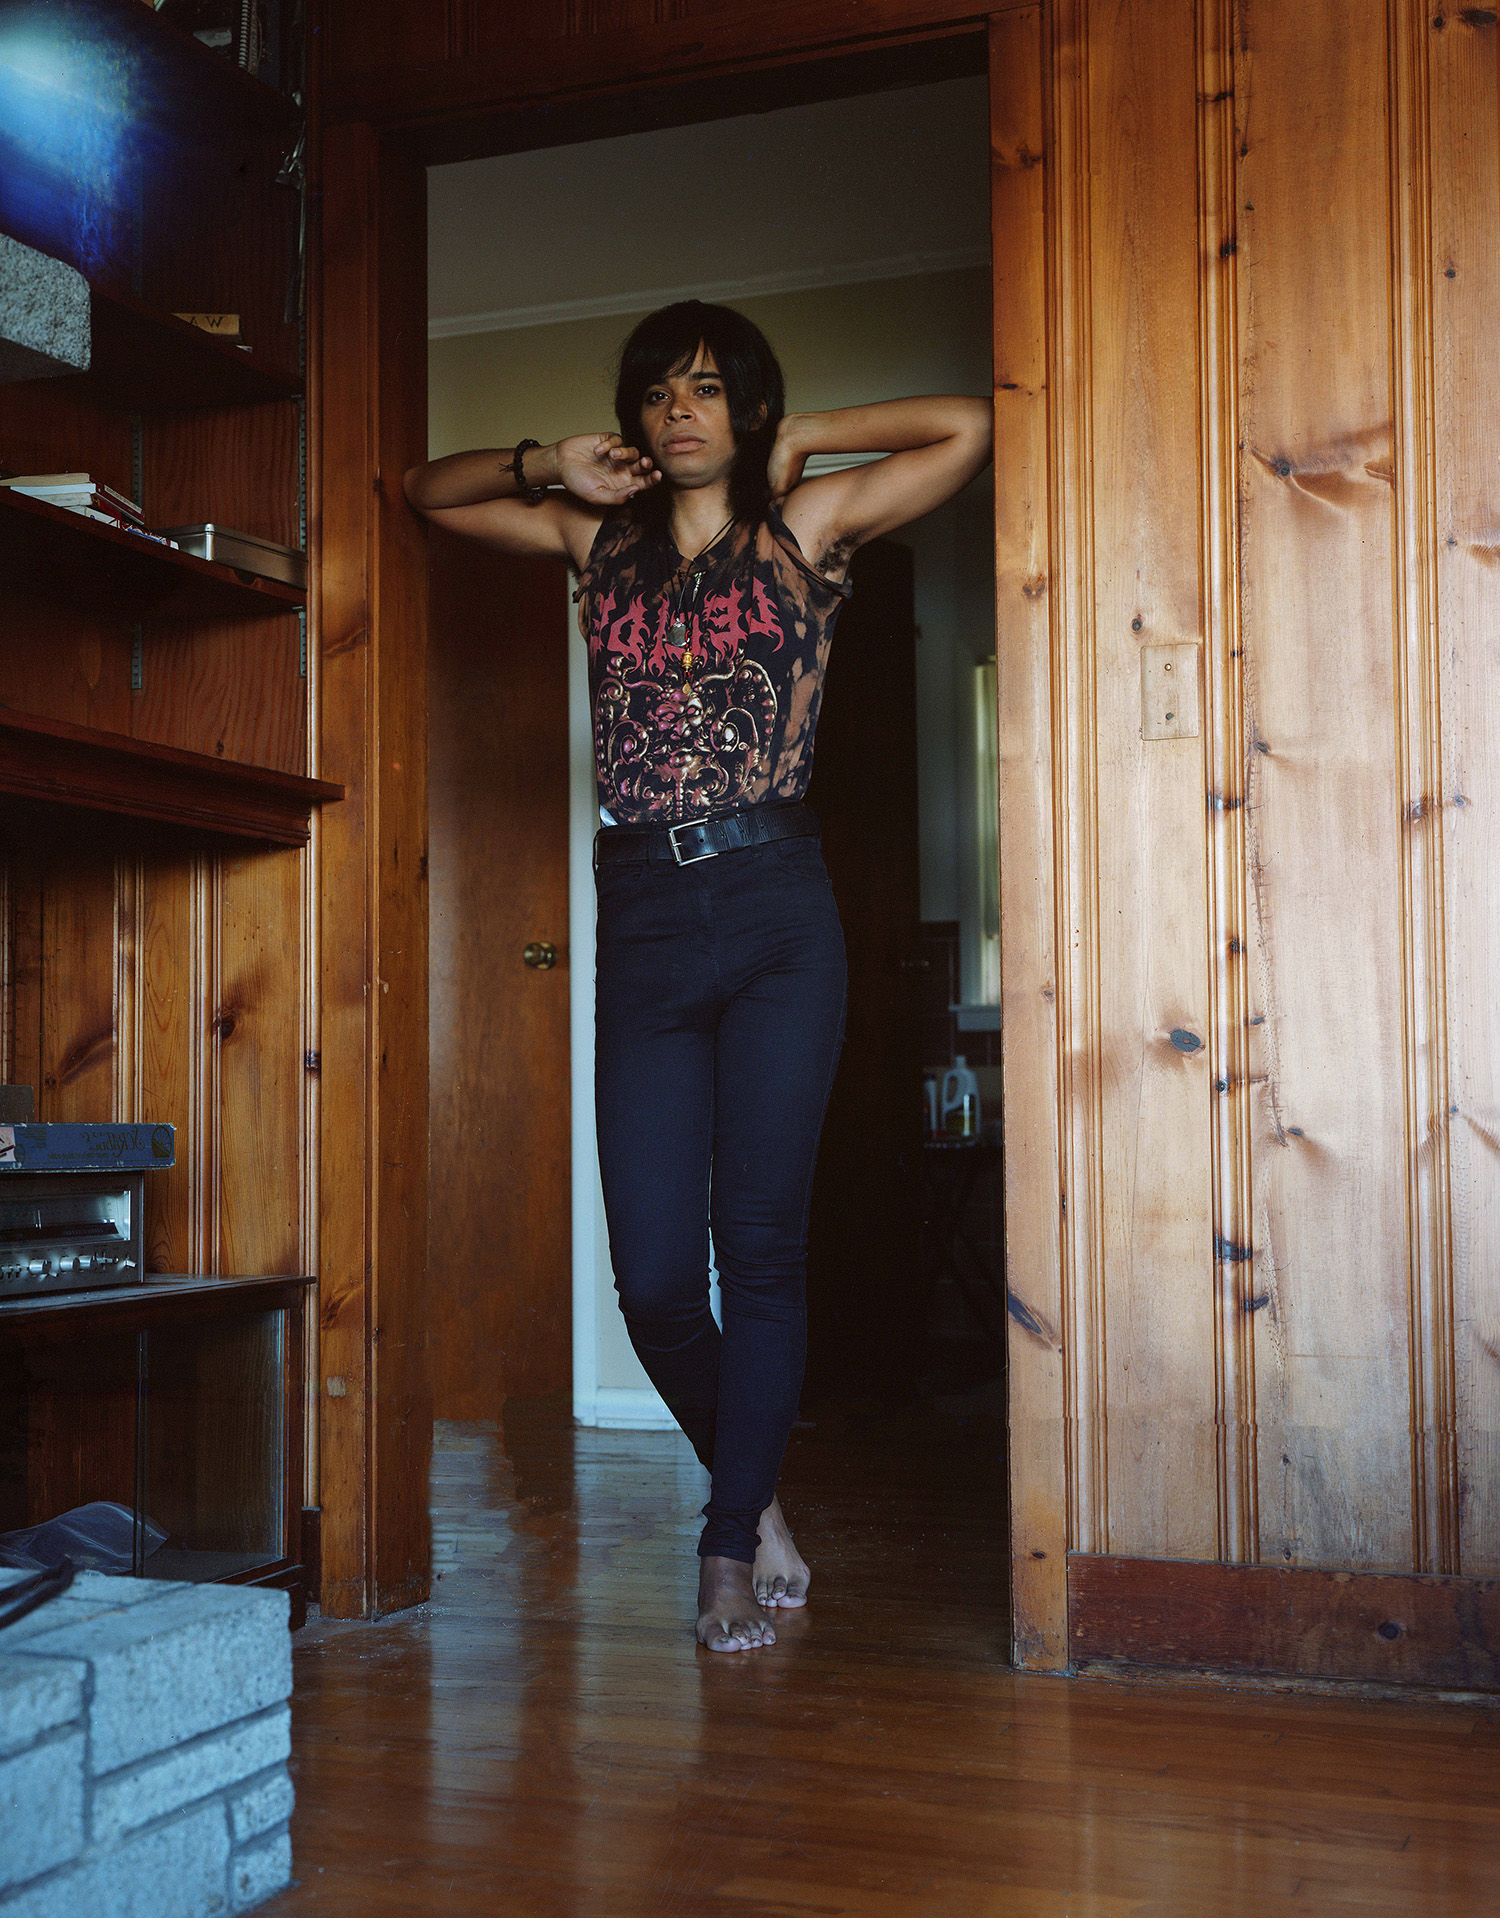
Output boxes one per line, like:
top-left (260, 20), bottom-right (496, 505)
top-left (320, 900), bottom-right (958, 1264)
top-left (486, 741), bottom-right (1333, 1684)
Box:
top-left (701, 1614), bottom-right (777, 1650)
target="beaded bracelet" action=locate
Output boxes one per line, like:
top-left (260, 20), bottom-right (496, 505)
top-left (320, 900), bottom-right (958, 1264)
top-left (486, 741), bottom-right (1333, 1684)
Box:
top-left (512, 439), bottom-right (546, 503)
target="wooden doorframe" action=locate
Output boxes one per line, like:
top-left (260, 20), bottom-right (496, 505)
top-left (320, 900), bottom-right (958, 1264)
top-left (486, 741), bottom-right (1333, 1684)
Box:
top-left (313, 107), bottom-right (433, 1620)
top-left (314, 2), bottom-right (1068, 1661)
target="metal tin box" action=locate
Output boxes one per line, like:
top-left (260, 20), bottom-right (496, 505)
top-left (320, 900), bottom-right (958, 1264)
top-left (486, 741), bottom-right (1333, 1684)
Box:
top-left (155, 523), bottom-right (307, 589)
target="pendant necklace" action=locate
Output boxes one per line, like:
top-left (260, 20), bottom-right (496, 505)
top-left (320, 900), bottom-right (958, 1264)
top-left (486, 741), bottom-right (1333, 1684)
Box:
top-left (667, 514), bottom-right (735, 682)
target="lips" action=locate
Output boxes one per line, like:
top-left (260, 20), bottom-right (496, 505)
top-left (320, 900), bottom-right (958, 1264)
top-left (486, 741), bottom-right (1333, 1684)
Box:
top-left (662, 436), bottom-right (704, 453)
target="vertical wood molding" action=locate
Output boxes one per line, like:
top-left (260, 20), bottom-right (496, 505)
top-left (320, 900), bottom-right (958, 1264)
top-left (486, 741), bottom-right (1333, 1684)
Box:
top-left (1046, 0), bottom-right (1107, 1557)
top-left (991, 4), bottom-right (1068, 1670)
top-left (9, 859), bottom-right (41, 1108)
top-left (198, 857), bottom-right (221, 1276)
top-left (0, 859), bottom-right (11, 1087)
top-left (1388, 0), bottom-right (1458, 1575)
top-left (302, 825), bottom-right (323, 1517)
top-left (1427, 0), bottom-right (1500, 1580)
top-left (303, 27), bottom-right (327, 1528)
top-left (317, 114), bottom-right (432, 1618)
top-left (112, 856), bottom-right (142, 1125)
top-left (319, 114), bottom-right (377, 1619)
top-left (1196, 0), bottom-right (1257, 1564)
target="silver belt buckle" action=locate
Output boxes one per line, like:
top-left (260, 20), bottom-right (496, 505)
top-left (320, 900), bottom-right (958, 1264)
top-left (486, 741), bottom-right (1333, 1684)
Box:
top-left (669, 821), bottom-right (716, 865)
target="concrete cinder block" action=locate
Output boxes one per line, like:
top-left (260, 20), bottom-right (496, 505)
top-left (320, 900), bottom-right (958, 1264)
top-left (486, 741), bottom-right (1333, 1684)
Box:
top-left (227, 1764), bottom-right (295, 1845)
top-left (230, 1829), bottom-right (291, 1913)
top-left (19, 1584), bottom-right (290, 1776)
top-left (44, 1574), bottom-right (176, 1609)
top-left (0, 1658), bottom-right (84, 1759)
top-left (0, 1730), bottom-right (85, 1892)
top-left (0, 1800), bottom-right (232, 1918)
top-left (0, 234), bottom-right (91, 384)
top-left (0, 1578), bottom-right (171, 1653)
top-left (92, 1705), bottom-right (291, 1846)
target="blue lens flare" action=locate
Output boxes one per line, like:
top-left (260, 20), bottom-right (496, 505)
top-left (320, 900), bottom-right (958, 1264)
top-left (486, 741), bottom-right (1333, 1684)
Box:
top-left (0, 6), bottom-right (137, 277)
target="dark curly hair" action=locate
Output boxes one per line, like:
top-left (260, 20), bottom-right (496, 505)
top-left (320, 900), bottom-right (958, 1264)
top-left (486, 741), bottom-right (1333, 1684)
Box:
top-left (614, 300), bottom-right (785, 532)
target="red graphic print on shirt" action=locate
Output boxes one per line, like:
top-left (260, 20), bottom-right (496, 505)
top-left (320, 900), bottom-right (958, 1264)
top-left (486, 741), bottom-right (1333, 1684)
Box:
top-left (576, 507), bottom-right (851, 827)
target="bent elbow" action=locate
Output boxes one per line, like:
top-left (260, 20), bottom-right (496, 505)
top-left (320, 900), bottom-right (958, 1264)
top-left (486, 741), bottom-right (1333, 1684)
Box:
top-left (402, 465), bottom-right (429, 511)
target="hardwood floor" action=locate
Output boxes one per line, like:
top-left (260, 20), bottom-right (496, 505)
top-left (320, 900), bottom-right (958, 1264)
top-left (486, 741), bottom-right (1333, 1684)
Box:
top-left (274, 1399), bottom-right (1500, 1915)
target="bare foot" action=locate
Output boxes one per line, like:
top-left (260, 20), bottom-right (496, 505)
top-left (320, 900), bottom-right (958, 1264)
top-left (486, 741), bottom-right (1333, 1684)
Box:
top-left (697, 1556), bottom-right (776, 1652)
top-left (752, 1495), bottom-right (811, 1608)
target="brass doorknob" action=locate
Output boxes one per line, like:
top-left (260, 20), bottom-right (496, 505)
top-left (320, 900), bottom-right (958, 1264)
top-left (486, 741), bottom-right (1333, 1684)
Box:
top-left (522, 941), bottom-right (557, 971)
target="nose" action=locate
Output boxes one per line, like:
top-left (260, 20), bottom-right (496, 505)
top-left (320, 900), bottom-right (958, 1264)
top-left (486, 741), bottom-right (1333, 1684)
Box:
top-left (666, 395), bottom-right (694, 421)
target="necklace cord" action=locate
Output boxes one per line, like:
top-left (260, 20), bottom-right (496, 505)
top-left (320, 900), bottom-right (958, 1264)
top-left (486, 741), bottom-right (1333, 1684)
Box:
top-left (666, 513), bottom-right (736, 679)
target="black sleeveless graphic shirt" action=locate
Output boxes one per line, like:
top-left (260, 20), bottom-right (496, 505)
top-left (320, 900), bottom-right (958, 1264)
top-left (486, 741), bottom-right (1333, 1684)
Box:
top-left (574, 505), bottom-right (853, 827)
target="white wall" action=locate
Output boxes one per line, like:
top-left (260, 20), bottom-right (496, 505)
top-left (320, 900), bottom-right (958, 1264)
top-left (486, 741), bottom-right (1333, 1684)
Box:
top-left (427, 78), bottom-right (990, 334)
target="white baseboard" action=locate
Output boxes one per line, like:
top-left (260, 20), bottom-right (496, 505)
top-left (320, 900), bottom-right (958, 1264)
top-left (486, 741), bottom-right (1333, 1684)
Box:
top-left (575, 1386), bottom-right (678, 1430)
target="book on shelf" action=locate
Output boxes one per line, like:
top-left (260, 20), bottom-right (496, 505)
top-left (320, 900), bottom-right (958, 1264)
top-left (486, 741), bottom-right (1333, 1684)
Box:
top-left (173, 312), bottom-right (245, 346)
top-left (0, 479), bottom-right (180, 549)
top-left (0, 474), bottom-right (143, 523)
top-left (73, 509), bottom-right (181, 550)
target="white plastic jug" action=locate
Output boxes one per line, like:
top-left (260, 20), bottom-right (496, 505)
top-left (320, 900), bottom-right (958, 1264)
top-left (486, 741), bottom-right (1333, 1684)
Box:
top-left (940, 1056), bottom-right (980, 1140)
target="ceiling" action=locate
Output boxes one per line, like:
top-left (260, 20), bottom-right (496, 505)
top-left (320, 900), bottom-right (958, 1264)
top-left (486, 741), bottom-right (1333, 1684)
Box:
top-left (426, 75), bottom-right (991, 338)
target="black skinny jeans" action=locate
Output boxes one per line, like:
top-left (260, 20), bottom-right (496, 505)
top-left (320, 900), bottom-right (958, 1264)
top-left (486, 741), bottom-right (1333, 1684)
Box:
top-left (594, 831), bottom-right (847, 1564)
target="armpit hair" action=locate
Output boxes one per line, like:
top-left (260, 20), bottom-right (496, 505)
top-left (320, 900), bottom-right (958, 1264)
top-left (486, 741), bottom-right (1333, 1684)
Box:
top-left (815, 532), bottom-right (859, 580)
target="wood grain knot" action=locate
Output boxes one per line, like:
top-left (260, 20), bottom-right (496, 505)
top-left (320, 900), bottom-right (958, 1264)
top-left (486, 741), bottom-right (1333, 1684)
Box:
top-left (55, 1027), bottom-right (113, 1087)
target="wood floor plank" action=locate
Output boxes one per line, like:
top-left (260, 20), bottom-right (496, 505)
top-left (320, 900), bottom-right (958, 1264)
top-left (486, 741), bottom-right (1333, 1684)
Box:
top-left (274, 1404), bottom-right (1500, 1915)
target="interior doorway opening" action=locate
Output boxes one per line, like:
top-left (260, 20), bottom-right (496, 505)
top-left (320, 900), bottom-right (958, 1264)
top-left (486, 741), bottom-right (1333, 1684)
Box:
top-left (423, 51), bottom-right (1008, 1631)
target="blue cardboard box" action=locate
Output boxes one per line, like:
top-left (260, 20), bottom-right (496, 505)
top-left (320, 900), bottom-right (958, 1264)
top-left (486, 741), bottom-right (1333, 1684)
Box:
top-left (0, 1123), bottom-right (175, 1172)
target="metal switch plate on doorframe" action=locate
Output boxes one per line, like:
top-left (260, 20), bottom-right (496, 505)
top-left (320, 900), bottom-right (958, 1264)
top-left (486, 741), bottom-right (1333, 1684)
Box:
top-left (1141, 643), bottom-right (1201, 740)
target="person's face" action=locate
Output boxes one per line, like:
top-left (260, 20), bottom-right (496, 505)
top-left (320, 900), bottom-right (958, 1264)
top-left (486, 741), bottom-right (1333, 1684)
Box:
top-left (638, 346), bottom-right (739, 489)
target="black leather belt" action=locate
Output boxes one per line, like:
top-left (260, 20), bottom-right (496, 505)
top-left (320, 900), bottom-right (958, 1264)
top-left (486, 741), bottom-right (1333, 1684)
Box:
top-left (595, 802), bottom-right (818, 868)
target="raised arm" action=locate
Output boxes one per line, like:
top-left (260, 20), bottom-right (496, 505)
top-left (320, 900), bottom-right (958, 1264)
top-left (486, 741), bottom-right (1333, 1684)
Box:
top-left (402, 435), bottom-right (661, 571)
top-left (771, 397), bottom-right (993, 578)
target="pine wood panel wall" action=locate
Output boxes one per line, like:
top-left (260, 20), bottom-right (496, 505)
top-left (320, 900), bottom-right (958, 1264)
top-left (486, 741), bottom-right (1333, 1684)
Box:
top-left (0, 839), bottom-right (310, 1281)
top-left (1003, 0), bottom-right (1500, 1664)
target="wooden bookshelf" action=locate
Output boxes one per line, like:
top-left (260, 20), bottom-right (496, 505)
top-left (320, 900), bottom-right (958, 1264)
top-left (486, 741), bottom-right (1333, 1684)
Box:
top-left (0, 488), bottom-right (304, 621)
top-left (0, 1271), bottom-right (313, 1335)
top-left (0, 0), bottom-right (323, 1612)
top-left (0, 1272), bottom-right (313, 1627)
top-left (89, 0), bottom-right (301, 140)
top-left (79, 290), bottom-right (303, 412)
top-left (0, 708), bottom-right (342, 846)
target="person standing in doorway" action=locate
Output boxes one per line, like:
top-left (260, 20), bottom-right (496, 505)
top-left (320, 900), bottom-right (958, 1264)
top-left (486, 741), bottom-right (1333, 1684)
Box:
top-left (405, 301), bottom-right (991, 1651)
